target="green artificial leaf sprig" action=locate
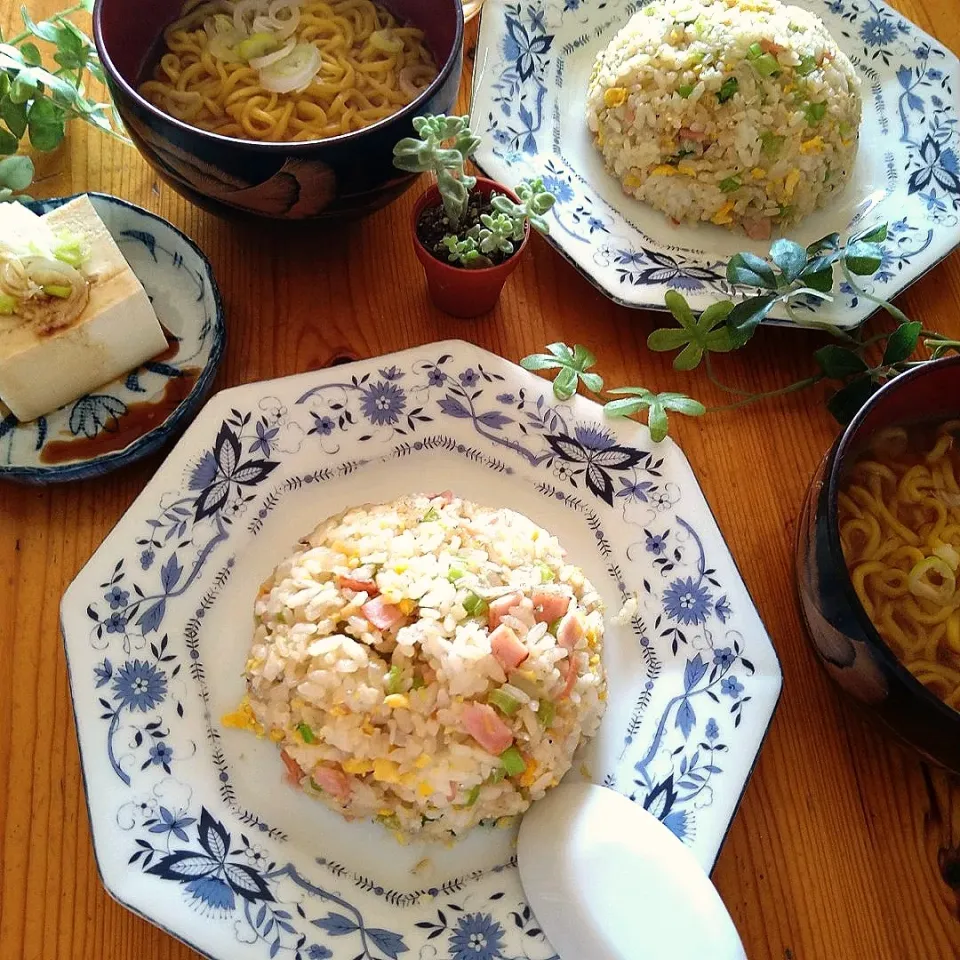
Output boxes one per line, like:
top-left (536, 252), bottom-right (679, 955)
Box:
top-left (720, 224), bottom-right (902, 343)
top-left (520, 221), bottom-right (960, 439)
top-left (520, 342), bottom-right (604, 400)
top-left (0, 2), bottom-right (129, 200)
top-left (519, 343), bottom-right (704, 442)
top-left (604, 388), bottom-right (706, 442)
top-left (644, 222), bottom-right (960, 426)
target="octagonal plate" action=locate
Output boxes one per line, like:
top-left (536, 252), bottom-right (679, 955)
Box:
top-left (61, 342), bottom-right (781, 959)
top-left (472, 0), bottom-right (960, 328)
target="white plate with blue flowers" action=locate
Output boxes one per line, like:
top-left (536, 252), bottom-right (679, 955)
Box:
top-left (61, 342), bottom-right (781, 960)
top-left (1, 193), bottom-right (225, 484)
top-left (472, 0), bottom-right (960, 327)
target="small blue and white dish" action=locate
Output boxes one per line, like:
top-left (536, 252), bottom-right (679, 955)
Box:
top-left (0, 193), bottom-right (225, 484)
top-left (472, 0), bottom-right (960, 328)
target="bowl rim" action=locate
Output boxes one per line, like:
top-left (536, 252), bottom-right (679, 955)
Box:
top-left (92, 0), bottom-right (465, 152)
top-left (825, 353), bottom-right (960, 724)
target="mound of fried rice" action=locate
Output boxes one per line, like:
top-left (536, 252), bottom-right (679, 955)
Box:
top-left (586, 0), bottom-right (861, 237)
top-left (224, 493), bottom-right (607, 841)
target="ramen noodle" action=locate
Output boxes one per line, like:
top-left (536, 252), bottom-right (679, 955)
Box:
top-left (139, 0), bottom-right (438, 142)
top-left (838, 420), bottom-right (960, 710)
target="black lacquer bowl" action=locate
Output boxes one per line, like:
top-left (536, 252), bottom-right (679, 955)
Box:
top-left (796, 355), bottom-right (960, 773)
top-left (94, 0), bottom-right (463, 220)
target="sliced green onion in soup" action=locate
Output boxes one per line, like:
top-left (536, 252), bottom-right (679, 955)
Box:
top-left (297, 722), bottom-right (316, 744)
top-left (488, 688), bottom-right (522, 716)
top-left (908, 556), bottom-right (956, 605)
top-left (500, 746), bottom-right (526, 776)
top-left (537, 699), bottom-right (557, 728)
top-left (369, 29), bottom-right (404, 53)
top-left (796, 55), bottom-right (818, 76)
top-left (746, 41), bottom-right (763, 60)
top-left (259, 43), bottom-right (321, 95)
top-left (804, 101), bottom-right (827, 124)
top-left (237, 32), bottom-right (280, 62)
top-left (463, 592), bottom-right (489, 617)
top-left (934, 543), bottom-right (960, 571)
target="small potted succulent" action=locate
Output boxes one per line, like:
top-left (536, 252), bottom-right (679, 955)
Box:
top-left (393, 115), bottom-right (555, 318)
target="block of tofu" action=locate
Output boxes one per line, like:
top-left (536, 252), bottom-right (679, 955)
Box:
top-left (0, 196), bottom-right (168, 422)
top-left (0, 200), bottom-right (47, 241)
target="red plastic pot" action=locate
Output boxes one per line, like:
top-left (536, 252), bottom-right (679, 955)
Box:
top-left (411, 177), bottom-right (529, 318)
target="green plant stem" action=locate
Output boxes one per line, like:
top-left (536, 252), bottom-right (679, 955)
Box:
top-left (786, 311), bottom-right (860, 343)
top-left (922, 332), bottom-right (960, 350)
top-left (703, 354), bottom-right (758, 398)
top-left (707, 373), bottom-right (826, 413)
top-left (841, 261), bottom-right (911, 324)
top-left (703, 353), bottom-right (826, 409)
top-left (8, 3), bottom-right (86, 44)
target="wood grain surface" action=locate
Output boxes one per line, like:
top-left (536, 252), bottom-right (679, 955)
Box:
top-left (1, 2), bottom-right (959, 958)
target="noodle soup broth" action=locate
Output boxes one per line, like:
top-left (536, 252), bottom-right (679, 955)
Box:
top-left (797, 355), bottom-right (960, 773)
top-left (837, 419), bottom-right (960, 712)
top-left (139, 0), bottom-right (441, 144)
top-left (93, 0), bottom-right (463, 218)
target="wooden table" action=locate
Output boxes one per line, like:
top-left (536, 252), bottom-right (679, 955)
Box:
top-left (1, 2), bottom-right (959, 958)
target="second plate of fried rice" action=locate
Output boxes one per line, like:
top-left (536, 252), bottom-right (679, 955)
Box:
top-left (472, 0), bottom-right (960, 327)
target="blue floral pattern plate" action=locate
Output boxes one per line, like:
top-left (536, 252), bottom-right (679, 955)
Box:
top-left (472, 0), bottom-right (960, 328)
top-left (1, 193), bottom-right (225, 483)
top-left (61, 342), bottom-right (782, 960)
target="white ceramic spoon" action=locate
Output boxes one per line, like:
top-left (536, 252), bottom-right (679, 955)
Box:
top-left (517, 782), bottom-right (748, 960)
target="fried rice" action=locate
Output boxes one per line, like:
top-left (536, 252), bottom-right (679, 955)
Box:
top-left (585, 0), bottom-right (862, 237)
top-left (223, 493), bottom-right (607, 841)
